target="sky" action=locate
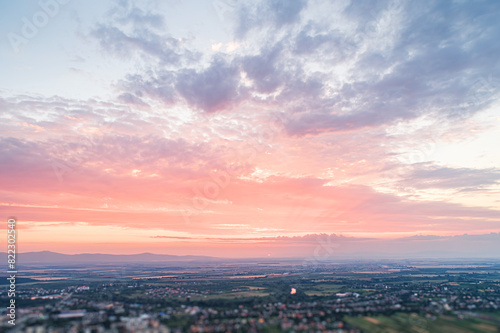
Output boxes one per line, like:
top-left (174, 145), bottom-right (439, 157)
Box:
top-left (1, 0), bottom-right (500, 258)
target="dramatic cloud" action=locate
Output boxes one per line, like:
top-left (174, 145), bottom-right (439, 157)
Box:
top-left (176, 57), bottom-right (244, 112)
top-left (1, 0), bottom-right (499, 256)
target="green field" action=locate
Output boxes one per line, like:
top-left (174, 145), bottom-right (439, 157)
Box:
top-left (345, 312), bottom-right (500, 333)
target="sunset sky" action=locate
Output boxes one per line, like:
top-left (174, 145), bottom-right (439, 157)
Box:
top-left (1, 0), bottom-right (500, 257)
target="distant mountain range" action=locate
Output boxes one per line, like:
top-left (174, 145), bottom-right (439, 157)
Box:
top-left (0, 251), bottom-right (216, 264)
top-left (3, 232), bottom-right (500, 265)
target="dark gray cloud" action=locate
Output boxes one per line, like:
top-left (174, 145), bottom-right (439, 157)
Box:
top-left (280, 0), bottom-right (500, 135)
top-left (176, 57), bottom-right (244, 112)
top-left (241, 44), bottom-right (285, 93)
top-left (90, 0), bottom-right (500, 134)
top-left (404, 165), bottom-right (500, 190)
top-left (118, 56), bottom-right (244, 112)
top-left (119, 71), bottom-right (177, 105)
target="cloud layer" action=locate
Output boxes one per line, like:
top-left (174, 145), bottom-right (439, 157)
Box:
top-left (1, 0), bottom-right (500, 256)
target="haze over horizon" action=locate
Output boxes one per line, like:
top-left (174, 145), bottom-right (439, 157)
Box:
top-left (7, 231), bottom-right (500, 259)
top-left (1, 0), bottom-right (500, 258)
